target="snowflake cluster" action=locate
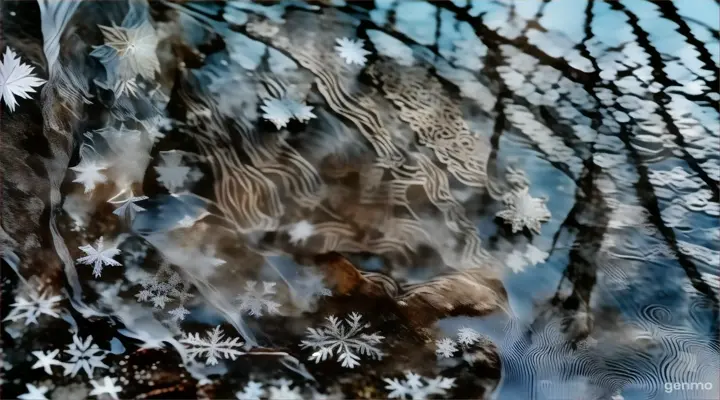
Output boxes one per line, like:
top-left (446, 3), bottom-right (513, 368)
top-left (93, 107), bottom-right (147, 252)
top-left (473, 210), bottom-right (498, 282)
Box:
top-left (30, 334), bottom-right (109, 378)
top-left (136, 263), bottom-right (194, 321)
top-left (384, 371), bottom-right (456, 399)
top-left (260, 96), bottom-right (316, 129)
top-left (435, 327), bottom-right (491, 363)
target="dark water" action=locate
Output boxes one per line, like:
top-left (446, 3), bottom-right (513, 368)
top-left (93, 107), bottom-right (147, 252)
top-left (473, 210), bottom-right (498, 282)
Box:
top-left (1, 1), bottom-right (718, 399)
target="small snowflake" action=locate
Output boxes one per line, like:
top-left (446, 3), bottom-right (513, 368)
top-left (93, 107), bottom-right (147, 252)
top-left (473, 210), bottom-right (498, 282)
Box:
top-left (301, 312), bottom-right (384, 368)
top-left (89, 376), bottom-right (123, 400)
top-left (76, 237), bottom-right (122, 278)
top-left (4, 288), bottom-right (62, 326)
top-left (456, 327), bottom-right (482, 346)
top-left (505, 249), bottom-right (528, 274)
top-left (335, 38), bottom-right (371, 66)
top-left (384, 371), bottom-right (455, 399)
top-left (0, 47), bottom-right (46, 112)
top-left (63, 334), bottom-right (109, 378)
top-left (435, 338), bottom-right (458, 358)
top-left (288, 220), bottom-right (315, 245)
top-left (236, 281), bottom-right (281, 317)
top-left (260, 97), bottom-right (315, 129)
top-left (18, 383), bottom-right (49, 400)
top-left (291, 270), bottom-right (332, 310)
top-left (70, 160), bottom-right (108, 193)
top-left (236, 380), bottom-right (265, 400)
top-left (268, 381), bottom-right (303, 400)
top-left (180, 325), bottom-right (245, 365)
top-left (155, 152), bottom-right (190, 192)
top-left (31, 349), bottom-right (63, 375)
top-left (496, 187), bottom-right (551, 234)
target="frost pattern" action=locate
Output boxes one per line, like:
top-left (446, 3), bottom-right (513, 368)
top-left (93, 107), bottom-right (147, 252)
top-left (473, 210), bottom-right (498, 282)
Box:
top-left (135, 263), bottom-right (194, 321)
top-left (301, 312), bottom-right (384, 368)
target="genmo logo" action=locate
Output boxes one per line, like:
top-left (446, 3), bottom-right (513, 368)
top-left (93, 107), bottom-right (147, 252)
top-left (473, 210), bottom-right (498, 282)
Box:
top-left (664, 382), bottom-right (714, 393)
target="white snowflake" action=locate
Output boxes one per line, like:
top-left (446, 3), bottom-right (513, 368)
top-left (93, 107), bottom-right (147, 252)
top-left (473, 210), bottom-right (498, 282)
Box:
top-left (236, 380), bottom-right (265, 400)
top-left (70, 160), bottom-right (108, 193)
top-left (435, 338), bottom-right (458, 358)
top-left (0, 47), bottom-right (46, 112)
top-left (268, 382), bottom-right (303, 400)
top-left (260, 97), bottom-right (315, 129)
top-left (335, 38), bottom-right (371, 66)
top-left (506, 249), bottom-right (529, 274)
top-left (236, 281), bottom-right (281, 317)
top-left (180, 325), bottom-right (245, 365)
top-left (3, 288), bottom-right (62, 326)
top-left (496, 187), bottom-right (551, 234)
top-left (31, 349), bottom-right (63, 374)
top-left (108, 190), bottom-right (148, 220)
top-left (291, 270), bottom-right (332, 310)
top-left (89, 376), bottom-right (123, 400)
top-left (155, 152), bottom-right (190, 192)
top-left (98, 21), bottom-right (160, 80)
top-left (456, 327), bottom-right (482, 346)
top-left (301, 312), bottom-right (384, 368)
top-left (18, 383), bottom-right (49, 400)
top-left (524, 244), bottom-right (549, 266)
top-left (384, 371), bottom-right (456, 399)
top-left (288, 220), bottom-right (315, 245)
top-left (76, 237), bottom-right (122, 278)
top-left (63, 334), bottom-right (109, 378)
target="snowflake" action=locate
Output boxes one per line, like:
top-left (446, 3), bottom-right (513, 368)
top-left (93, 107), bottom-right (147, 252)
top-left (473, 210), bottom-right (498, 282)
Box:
top-left (384, 371), bottom-right (456, 399)
top-left (98, 21), bottom-right (160, 80)
top-left (89, 376), bottom-right (123, 400)
top-left (0, 47), bottom-right (46, 112)
top-left (135, 263), bottom-right (193, 321)
top-left (236, 281), bottom-right (281, 317)
top-left (524, 244), bottom-right (549, 266)
top-left (301, 312), bottom-right (384, 368)
top-left (335, 38), bottom-right (371, 66)
top-left (180, 325), bottom-right (245, 365)
top-left (63, 334), bottom-right (109, 378)
top-left (236, 381), bottom-right (265, 400)
top-left (260, 97), bottom-right (315, 129)
top-left (76, 237), bottom-right (122, 278)
top-left (70, 160), bottom-right (108, 193)
top-left (18, 383), bottom-right (49, 400)
top-left (3, 288), bottom-right (62, 326)
top-left (435, 338), bottom-right (458, 358)
top-left (155, 152), bottom-right (190, 192)
top-left (108, 190), bottom-right (148, 220)
top-left (506, 249), bottom-right (529, 274)
top-left (268, 382), bottom-right (303, 400)
top-left (436, 327), bottom-right (489, 362)
top-left (31, 349), bottom-right (63, 374)
top-left (291, 270), bottom-right (332, 310)
top-left (456, 327), bottom-right (482, 346)
top-left (496, 187), bottom-right (551, 234)
top-left (288, 220), bottom-right (315, 245)
top-left (113, 77), bottom-right (139, 97)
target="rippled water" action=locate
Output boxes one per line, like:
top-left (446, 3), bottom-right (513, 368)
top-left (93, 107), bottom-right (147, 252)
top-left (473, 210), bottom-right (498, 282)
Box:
top-left (1, 1), bottom-right (718, 399)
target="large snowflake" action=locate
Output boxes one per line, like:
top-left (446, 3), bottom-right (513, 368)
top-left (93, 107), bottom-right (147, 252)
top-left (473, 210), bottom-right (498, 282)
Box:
top-left (63, 334), bottom-right (109, 378)
top-left (384, 371), bottom-right (456, 399)
top-left (335, 38), bottom-right (371, 66)
top-left (301, 312), bottom-right (384, 368)
top-left (97, 21), bottom-right (160, 80)
top-left (236, 281), bottom-right (281, 318)
top-left (3, 288), bottom-right (62, 326)
top-left (76, 237), bottom-right (122, 278)
top-left (496, 187), bottom-right (551, 234)
top-left (180, 325), bottom-right (245, 365)
top-left (0, 47), bottom-right (46, 112)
